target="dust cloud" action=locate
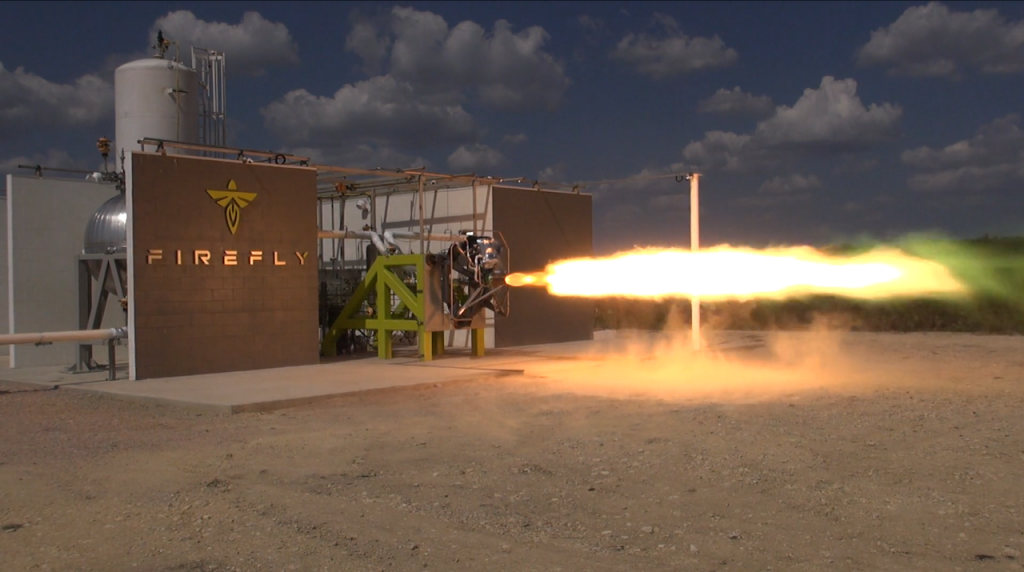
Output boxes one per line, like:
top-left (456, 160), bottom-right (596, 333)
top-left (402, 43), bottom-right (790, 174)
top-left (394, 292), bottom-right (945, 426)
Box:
top-left (525, 308), bottom-right (893, 404)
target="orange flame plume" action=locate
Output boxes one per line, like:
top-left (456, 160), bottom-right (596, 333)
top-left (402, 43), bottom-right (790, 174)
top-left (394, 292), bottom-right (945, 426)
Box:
top-left (505, 246), bottom-right (965, 301)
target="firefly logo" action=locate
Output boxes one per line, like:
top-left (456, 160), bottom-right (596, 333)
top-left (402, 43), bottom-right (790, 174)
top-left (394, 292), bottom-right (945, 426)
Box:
top-left (206, 180), bottom-right (257, 235)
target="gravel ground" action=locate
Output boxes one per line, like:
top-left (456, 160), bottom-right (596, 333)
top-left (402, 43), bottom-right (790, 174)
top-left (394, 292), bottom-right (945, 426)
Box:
top-left (1, 331), bottom-right (1023, 572)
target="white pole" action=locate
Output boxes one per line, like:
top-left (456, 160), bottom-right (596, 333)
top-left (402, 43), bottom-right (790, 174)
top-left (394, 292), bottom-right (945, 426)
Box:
top-left (690, 173), bottom-right (701, 351)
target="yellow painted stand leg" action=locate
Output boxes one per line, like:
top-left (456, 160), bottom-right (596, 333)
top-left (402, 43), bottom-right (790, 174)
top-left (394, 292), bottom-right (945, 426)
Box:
top-left (377, 276), bottom-right (392, 359)
top-left (471, 328), bottom-right (485, 357)
top-left (420, 331), bottom-right (447, 361)
top-left (420, 326), bottom-right (432, 361)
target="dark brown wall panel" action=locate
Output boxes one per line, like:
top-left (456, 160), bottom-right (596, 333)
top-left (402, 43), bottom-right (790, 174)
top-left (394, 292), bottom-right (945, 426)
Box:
top-left (492, 186), bottom-right (593, 348)
top-left (130, 153), bottom-right (319, 379)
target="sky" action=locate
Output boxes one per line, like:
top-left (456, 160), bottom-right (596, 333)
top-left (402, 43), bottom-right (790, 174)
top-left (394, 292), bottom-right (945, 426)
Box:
top-left (1, 0), bottom-right (1023, 253)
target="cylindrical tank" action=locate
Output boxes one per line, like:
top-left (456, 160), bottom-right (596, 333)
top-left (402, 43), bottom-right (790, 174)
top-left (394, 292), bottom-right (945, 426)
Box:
top-left (114, 57), bottom-right (200, 163)
top-left (83, 194), bottom-right (129, 296)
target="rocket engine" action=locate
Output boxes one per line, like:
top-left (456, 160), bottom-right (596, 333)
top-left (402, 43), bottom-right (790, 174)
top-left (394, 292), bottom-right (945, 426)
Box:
top-left (428, 231), bottom-right (510, 329)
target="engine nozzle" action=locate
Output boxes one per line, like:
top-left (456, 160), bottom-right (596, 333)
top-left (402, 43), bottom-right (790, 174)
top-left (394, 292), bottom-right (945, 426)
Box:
top-left (504, 272), bottom-right (547, 287)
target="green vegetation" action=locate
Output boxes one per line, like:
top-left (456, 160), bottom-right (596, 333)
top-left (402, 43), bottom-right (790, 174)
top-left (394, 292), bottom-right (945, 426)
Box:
top-left (594, 235), bottom-right (1024, 334)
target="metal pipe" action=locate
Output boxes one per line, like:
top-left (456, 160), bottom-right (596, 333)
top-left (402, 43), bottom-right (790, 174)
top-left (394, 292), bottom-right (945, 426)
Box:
top-left (0, 328), bottom-right (127, 346)
top-left (472, 178), bottom-right (478, 233)
top-left (370, 189), bottom-right (377, 237)
top-left (220, 52), bottom-right (227, 146)
top-left (317, 230), bottom-right (456, 243)
top-left (689, 173), bottom-right (701, 351)
top-left (317, 197), bottom-right (324, 265)
top-left (107, 338), bottom-right (117, 381)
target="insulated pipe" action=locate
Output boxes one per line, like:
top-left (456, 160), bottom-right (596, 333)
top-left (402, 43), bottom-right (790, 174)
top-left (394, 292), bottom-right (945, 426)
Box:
top-left (382, 230), bottom-right (400, 252)
top-left (0, 328), bottom-right (127, 345)
top-left (368, 231), bottom-right (390, 255)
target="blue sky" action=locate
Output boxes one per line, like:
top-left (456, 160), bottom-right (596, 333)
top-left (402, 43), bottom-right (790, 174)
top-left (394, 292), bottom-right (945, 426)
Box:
top-left (2, 1), bottom-right (1023, 253)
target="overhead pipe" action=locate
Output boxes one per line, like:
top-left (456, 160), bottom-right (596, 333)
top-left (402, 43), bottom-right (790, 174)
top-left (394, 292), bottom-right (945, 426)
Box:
top-left (317, 230), bottom-right (457, 243)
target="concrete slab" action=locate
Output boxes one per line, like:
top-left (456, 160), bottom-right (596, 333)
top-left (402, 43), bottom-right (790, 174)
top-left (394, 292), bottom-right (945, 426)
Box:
top-left (62, 357), bottom-right (526, 414)
top-left (50, 331), bottom-right (768, 414)
top-left (0, 361), bottom-right (121, 389)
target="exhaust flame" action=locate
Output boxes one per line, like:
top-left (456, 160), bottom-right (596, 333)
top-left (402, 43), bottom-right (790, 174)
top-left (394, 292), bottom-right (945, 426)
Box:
top-left (504, 273), bottom-right (544, 287)
top-left (505, 246), bottom-right (966, 301)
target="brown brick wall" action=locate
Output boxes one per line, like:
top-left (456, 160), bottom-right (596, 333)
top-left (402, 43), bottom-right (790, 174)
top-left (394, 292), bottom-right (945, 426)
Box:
top-left (129, 153), bottom-right (319, 379)
top-left (492, 186), bottom-right (594, 347)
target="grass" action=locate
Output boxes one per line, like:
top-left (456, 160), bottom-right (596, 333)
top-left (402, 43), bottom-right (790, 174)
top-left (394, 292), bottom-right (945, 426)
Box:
top-left (594, 235), bottom-right (1024, 334)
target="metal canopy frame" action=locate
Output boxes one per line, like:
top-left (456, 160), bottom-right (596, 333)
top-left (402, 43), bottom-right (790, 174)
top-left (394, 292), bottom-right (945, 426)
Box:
top-left (134, 139), bottom-right (583, 202)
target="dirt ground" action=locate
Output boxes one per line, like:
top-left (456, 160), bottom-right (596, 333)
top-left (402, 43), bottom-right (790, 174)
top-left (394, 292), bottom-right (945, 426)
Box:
top-left (2, 330), bottom-right (1024, 572)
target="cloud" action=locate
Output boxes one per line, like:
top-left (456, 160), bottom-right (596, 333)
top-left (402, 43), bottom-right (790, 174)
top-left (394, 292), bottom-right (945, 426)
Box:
top-left (600, 203), bottom-right (645, 231)
top-left (577, 15), bottom-right (604, 35)
top-left (683, 76), bottom-right (902, 172)
top-left (287, 8), bottom-right (566, 167)
top-left (447, 144), bottom-right (504, 172)
top-left (611, 13), bottom-right (738, 79)
top-left (0, 62), bottom-right (112, 138)
top-left (585, 166), bottom-right (692, 215)
top-left (902, 114), bottom-right (1024, 192)
top-left (723, 174), bottom-right (821, 208)
top-left (0, 149), bottom-right (87, 173)
top-left (682, 131), bottom-right (753, 172)
top-left (151, 11), bottom-right (300, 76)
top-left (648, 193), bottom-right (691, 211)
top-left (576, 15), bottom-right (607, 54)
top-left (856, 2), bottom-right (1024, 78)
top-left (698, 87), bottom-right (774, 117)
top-left (758, 173), bottom-right (821, 194)
top-left (261, 75), bottom-right (479, 150)
top-left (754, 77), bottom-right (902, 150)
top-left (100, 51), bottom-right (151, 79)
top-left (345, 20), bottom-right (392, 75)
top-left (285, 145), bottom-right (429, 171)
top-left (832, 157), bottom-right (881, 174)
top-left (501, 132), bottom-right (528, 146)
top-left (345, 7), bottom-right (570, 111)
top-left (538, 163), bottom-right (567, 181)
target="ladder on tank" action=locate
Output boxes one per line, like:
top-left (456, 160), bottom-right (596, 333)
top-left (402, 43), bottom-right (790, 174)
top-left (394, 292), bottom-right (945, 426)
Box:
top-left (192, 47), bottom-right (227, 151)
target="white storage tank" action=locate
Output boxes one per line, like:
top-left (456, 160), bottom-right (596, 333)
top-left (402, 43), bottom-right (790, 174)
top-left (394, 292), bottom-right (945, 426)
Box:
top-left (114, 57), bottom-right (199, 163)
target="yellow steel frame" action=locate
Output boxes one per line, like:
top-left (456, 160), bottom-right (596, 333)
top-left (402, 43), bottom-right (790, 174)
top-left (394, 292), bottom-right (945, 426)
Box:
top-left (320, 254), bottom-right (486, 360)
